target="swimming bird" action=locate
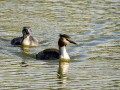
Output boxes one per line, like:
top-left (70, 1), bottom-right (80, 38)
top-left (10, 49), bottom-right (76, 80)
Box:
top-left (11, 26), bottom-right (38, 46)
top-left (36, 34), bottom-right (77, 60)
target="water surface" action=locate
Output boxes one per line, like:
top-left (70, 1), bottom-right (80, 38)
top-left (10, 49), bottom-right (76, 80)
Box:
top-left (0, 0), bottom-right (120, 90)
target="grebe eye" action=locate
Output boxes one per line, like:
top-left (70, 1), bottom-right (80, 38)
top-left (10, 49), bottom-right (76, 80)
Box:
top-left (66, 38), bottom-right (69, 41)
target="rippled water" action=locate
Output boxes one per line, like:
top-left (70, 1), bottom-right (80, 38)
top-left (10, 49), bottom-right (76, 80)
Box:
top-left (0, 0), bottom-right (120, 90)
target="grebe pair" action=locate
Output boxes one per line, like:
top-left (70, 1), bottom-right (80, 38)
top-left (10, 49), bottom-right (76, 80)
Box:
top-left (11, 26), bottom-right (77, 60)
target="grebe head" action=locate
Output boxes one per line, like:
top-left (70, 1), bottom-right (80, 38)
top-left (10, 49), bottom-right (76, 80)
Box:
top-left (58, 34), bottom-right (77, 47)
top-left (22, 26), bottom-right (31, 37)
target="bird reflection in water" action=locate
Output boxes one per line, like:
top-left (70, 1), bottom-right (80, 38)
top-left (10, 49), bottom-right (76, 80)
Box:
top-left (57, 59), bottom-right (69, 89)
top-left (21, 45), bottom-right (30, 53)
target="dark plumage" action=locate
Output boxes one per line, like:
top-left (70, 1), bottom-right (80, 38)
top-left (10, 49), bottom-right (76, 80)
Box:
top-left (11, 37), bottom-right (23, 45)
top-left (36, 49), bottom-right (59, 60)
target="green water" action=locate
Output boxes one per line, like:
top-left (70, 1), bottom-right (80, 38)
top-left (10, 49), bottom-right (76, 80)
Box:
top-left (0, 0), bottom-right (120, 90)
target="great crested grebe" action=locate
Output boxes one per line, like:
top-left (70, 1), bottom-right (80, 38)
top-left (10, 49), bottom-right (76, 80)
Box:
top-left (36, 34), bottom-right (77, 60)
top-left (11, 26), bottom-right (38, 46)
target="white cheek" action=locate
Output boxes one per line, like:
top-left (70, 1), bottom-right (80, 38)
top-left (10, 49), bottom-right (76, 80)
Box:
top-left (63, 38), bottom-right (69, 43)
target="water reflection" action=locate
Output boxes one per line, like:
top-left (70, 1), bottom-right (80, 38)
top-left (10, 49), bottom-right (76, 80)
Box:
top-left (21, 45), bottom-right (30, 53)
top-left (20, 60), bottom-right (29, 67)
top-left (57, 60), bottom-right (69, 89)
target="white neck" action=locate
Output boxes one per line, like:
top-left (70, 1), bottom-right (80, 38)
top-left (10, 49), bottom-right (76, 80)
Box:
top-left (22, 35), bottom-right (30, 45)
top-left (59, 46), bottom-right (70, 59)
